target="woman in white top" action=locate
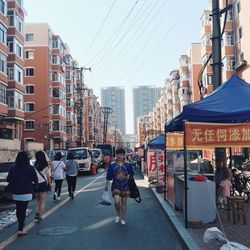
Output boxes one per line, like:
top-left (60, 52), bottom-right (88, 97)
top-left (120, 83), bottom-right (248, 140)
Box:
top-left (52, 152), bottom-right (66, 200)
top-left (34, 151), bottom-right (51, 221)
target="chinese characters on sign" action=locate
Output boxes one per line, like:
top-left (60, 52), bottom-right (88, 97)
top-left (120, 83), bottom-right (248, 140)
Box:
top-left (166, 133), bottom-right (184, 150)
top-left (185, 122), bottom-right (250, 149)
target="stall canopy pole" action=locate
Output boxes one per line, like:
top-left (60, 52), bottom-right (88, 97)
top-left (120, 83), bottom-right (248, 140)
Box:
top-left (184, 120), bottom-right (188, 228)
top-left (164, 131), bottom-right (167, 200)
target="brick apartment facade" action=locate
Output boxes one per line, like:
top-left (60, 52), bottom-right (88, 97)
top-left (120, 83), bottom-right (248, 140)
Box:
top-left (0, 0), bottom-right (24, 146)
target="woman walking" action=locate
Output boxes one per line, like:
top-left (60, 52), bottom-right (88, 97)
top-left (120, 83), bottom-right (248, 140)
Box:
top-left (52, 152), bottom-right (66, 200)
top-left (65, 152), bottom-right (79, 199)
top-left (105, 148), bottom-right (134, 225)
top-left (34, 151), bottom-right (51, 221)
top-left (6, 151), bottom-right (38, 236)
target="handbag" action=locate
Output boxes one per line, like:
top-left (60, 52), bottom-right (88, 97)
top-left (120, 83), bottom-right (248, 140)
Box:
top-left (99, 191), bottom-right (112, 206)
top-left (33, 168), bottom-right (48, 193)
top-left (128, 176), bottom-right (141, 203)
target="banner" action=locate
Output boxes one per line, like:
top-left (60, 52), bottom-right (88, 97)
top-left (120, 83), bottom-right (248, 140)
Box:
top-left (147, 151), bottom-right (157, 177)
top-left (185, 122), bottom-right (250, 149)
top-left (156, 151), bottom-right (165, 186)
top-left (166, 133), bottom-right (184, 150)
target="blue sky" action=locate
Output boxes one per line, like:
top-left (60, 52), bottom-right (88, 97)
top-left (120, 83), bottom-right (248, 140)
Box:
top-left (24, 0), bottom-right (210, 134)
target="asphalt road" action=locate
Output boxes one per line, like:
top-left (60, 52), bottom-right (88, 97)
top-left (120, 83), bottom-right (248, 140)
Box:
top-left (0, 170), bottom-right (183, 250)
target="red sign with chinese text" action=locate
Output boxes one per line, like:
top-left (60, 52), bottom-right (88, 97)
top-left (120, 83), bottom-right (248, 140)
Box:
top-left (185, 122), bottom-right (250, 149)
top-left (166, 133), bottom-right (184, 150)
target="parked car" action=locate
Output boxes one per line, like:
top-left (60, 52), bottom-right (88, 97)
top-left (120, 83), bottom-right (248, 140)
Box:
top-left (90, 148), bottom-right (103, 168)
top-left (68, 147), bottom-right (92, 174)
top-left (0, 161), bottom-right (15, 199)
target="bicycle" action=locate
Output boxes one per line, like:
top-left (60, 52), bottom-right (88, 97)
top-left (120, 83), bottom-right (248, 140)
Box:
top-left (231, 168), bottom-right (250, 203)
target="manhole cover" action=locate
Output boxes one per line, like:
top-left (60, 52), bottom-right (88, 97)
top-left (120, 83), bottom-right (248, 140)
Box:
top-left (38, 226), bottom-right (78, 236)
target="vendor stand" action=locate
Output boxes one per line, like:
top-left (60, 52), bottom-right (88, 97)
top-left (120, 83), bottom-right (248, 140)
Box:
top-left (165, 76), bottom-right (250, 227)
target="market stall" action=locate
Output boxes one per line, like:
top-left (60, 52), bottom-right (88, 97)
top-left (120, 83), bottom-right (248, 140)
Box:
top-left (165, 76), bottom-right (250, 227)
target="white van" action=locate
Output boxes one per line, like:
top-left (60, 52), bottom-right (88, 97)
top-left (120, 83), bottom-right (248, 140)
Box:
top-left (68, 147), bottom-right (92, 174)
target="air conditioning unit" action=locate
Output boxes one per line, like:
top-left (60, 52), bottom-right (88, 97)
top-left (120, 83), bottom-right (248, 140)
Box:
top-left (234, 60), bottom-right (247, 70)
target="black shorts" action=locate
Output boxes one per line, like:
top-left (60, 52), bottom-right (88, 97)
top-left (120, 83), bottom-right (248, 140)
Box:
top-left (34, 181), bottom-right (48, 193)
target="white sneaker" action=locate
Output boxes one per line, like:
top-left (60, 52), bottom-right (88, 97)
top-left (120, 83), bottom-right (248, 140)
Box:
top-left (115, 216), bottom-right (120, 223)
top-left (120, 219), bottom-right (126, 225)
top-left (57, 196), bottom-right (61, 200)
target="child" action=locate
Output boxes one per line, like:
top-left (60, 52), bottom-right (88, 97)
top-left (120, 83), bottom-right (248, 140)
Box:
top-left (218, 177), bottom-right (232, 209)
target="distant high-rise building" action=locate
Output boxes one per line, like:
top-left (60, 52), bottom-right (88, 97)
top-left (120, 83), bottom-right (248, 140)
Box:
top-left (133, 86), bottom-right (162, 133)
top-left (101, 86), bottom-right (126, 135)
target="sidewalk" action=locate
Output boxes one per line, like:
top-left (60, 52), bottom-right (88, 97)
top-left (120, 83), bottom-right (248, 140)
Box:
top-left (144, 177), bottom-right (250, 249)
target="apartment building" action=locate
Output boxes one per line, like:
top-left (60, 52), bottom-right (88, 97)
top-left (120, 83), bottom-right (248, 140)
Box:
top-left (65, 47), bottom-right (78, 148)
top-left (23, 23), bottom-right (79, 150)
top-left (133, 85), bottom-right (162, 134)
top-left (0, 0), bottom-right (24, 147)
top-left (101, 86), bottom-right (126, 136)
top-left (201, 0), bottom-right (250, 92)
top-left (83, 88), bottom-right (102, 147)
top-left (136, 114), bottom-right (152, 146)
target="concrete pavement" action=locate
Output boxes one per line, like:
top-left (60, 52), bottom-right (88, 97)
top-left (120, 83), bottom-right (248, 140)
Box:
top-left (147, 176), bottom-right (250, 249)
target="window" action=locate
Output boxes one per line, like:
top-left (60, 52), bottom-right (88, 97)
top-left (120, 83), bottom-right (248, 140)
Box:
top-left (223, 31), bottom-right (234, 46)
top-left (15, 39), bottom-right (23, 57)
top-left (25, 68), bottom-right (34, 76)
top-left (52, 55), bottom-right (58, 64)
top-left (25, 33), bottom-right (34, 42)
top-left (0, 82), bottom-right (6, 104)
top-left (52, 71), bottom-right (58, 81)
top-left (25, 102), bottom-right (34, 112)
top-left (7, 90), bottom-right (23, 109)
top-left (236, 1), bottom-right (241, 15)
top-left (25, 50), bottom-right (34, 59)
top-left (7, 37), bottom-right (13, 52)
top-left (0, 52), bottom-right (6, 73)
top-left (0, 22), bottom-right (7, 44)
top-left (0, 0), bottom-right (7, 16)
top-left (238, 26), bottom-right (242, 40)
top-left (52, 38), bottom-right (58, 48)
top-left (7, 10), bottom-right (14, 26)
top-left (25, 85), bottom-right (34, 94)
top-left (25, 120), bottom-right (34, 130)
top-left (7, 63), bottom-right (23, 84)
top-left (52, 87), bottom-right (59, 98)
top-left (15, 14), bottom-right (22, 33)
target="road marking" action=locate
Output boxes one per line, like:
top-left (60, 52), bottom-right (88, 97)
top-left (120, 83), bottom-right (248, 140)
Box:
top-left (0, 173), bottom-right (106, 249)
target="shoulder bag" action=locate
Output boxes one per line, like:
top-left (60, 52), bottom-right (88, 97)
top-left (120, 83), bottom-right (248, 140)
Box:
top-left (128, 176), bottom-right (141, 203)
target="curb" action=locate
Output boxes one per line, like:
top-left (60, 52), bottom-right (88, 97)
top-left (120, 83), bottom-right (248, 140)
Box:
top-left (142, 175), bottom-right (201, 250)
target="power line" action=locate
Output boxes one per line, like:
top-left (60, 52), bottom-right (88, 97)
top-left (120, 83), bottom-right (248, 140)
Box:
top-left (117, 0), bottom-right (170, 82)
top-left (78, 0), bottom-right (117, 63)
top-left (125, 22), bottom-right (177, 82)
top-left (92, 0), bottom-right (148, 71)
top-left (95, 0), bottom-right (165, 80)
top-left (86, 0), bottom-right (140, 66)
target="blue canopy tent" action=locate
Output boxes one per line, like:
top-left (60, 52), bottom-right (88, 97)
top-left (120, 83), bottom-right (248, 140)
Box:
top-left (166, 76), bottom-right (250, 132)
top-left (147, 134), bottom-right (165, 150)
top-left (164, 75), bottom-right (250, 228)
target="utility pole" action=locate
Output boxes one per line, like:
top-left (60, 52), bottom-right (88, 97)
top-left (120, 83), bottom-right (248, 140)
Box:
top-left (211, 0), bottom-right (232, 160)
top-left (211, 0), bottom-right (222, 89)
top-left (101, 107), bottom-right (112, 144)
top-left (75, 66), bottom-right (91, 147)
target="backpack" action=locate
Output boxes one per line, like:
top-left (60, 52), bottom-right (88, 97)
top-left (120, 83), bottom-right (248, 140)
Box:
top-left (128, 176), bottom-right (141, 203)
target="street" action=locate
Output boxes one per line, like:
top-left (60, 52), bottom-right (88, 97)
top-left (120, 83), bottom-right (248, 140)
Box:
top-left (0, 171), bottom-right (183, 250)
